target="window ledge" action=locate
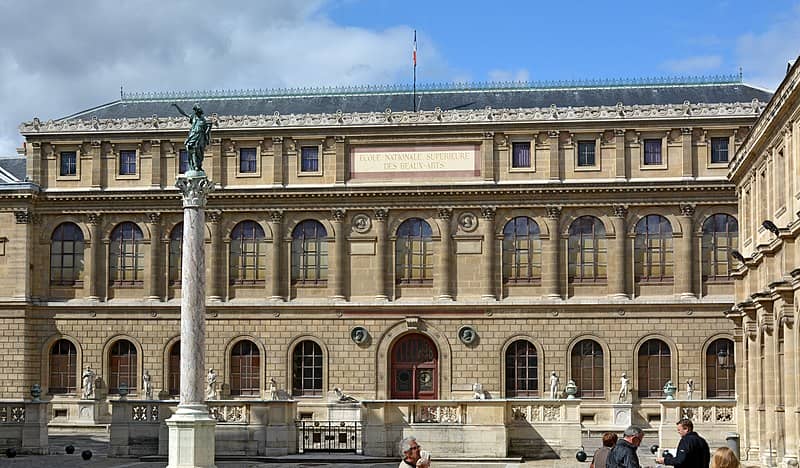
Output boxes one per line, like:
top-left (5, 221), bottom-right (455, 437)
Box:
top-left (109, 282), bottom-right (143, 288)
top-left (292, 281), bottom-right (328, 288)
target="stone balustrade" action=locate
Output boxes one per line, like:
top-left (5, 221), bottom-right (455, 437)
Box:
top-left (659, 399), bottom-right (737, 449)
top-left (109, 399), bottom-right (297, 457)
top-left (0, 401), bottom-right (49, 454)
top-left (361, 399), bottom-right (581, 459)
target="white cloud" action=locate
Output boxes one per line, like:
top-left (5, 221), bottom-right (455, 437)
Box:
top-left (736, 3), bottom-right (800, 90)
top-left (487, 69), bottom-right (530, 83)
top-left (660, 55), bottom-right (723, 74)
top-left (0, 0), bottom-right (452, 155)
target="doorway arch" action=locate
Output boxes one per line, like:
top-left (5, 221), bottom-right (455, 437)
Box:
top-left (390, 333), bottom-right (439, 399)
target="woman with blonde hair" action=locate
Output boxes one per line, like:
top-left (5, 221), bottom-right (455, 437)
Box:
top-left (711, 446), bottom-right (740, 468)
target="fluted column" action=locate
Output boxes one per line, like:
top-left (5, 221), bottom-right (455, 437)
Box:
top-left (268, 210), bottom-right (284, 301)
top-left (330, 209), bottom-right (346, 301)
top-left (480, 207), bottom-right (496, 300)
top-left (86, 213), bottom-right (102, 301)
top-left (374, 209), bottom-right (389, 301)
top-left (146, 212), bottom-right (162, 301)
top-left (207, 211), bottom-right (222, 302)
top-left (608, 205), bottom-right (628, 298)
top-left (676, 204), bottom-right (696, 298)
top-left (436, 208), bottom-right (454, 301)
top-left (542, 207), bottom-right (561, 298)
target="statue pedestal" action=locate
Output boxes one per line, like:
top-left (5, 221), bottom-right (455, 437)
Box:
top-left (165, 404), bottom-right (216, 468)
top-left (612, 403), bottom-right (632, 427)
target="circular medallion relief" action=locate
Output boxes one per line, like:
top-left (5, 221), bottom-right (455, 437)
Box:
top-left (458, 325), bottom-right (478, 345)
top-left (350, 326), bottom-right (369, 344)
top-left (352, 213), bottom-right (372, 234)
top-left (458, 212), bottom-right (478, 232)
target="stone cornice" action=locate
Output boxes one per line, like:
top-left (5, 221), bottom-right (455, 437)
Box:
top-left (729, 58), bottom-right (800, 180)
top-left (20, 101), bottom-right (765, 136)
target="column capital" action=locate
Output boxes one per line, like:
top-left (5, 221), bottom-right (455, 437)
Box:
top-left (548, 130), bottom-right (560, 138)
top-left (175, 176), bottom-right (214, 208)
top-left (13, 210), bottom-right (32, 224)
top-left (437, 208), bottom-right (453, 221)
top-left (614, 128), bottom-right (626, 137)
top-left (481, 207), bottom-right (496, 220)
top-left (331, 209), bottom-right (346, 222)
top-left (269, 210), bottom-right (284, 223)
top-left (611, 205), bottom-right (628, 218)
top-left (207, 211), bottom-right (222, 223)
top-left (87, 213), bottom-right (102, 225)
top-left (679, 204), bottom-right (696, 217)
top-left (681, 127), bottom-right (693, 135)
top-left (374, 209), bottom-right (389, 222)
top-left (334, 135), bottom-right (346, 143)
top-left (272, 136), bottom-right (283, 145)
top-left (147, 212), bottom-right (162, 224)
top-left (545, 206), bottom-right (562, 219)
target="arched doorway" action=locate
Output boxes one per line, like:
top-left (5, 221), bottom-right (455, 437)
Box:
top-left (390, 333), bottom-right (438, 399)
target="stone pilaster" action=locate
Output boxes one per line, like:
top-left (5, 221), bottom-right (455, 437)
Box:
top-left (90, 140), bottom-right (102, 189)
top-left (272, 137), bottom-right (284, 186)
top-left (681, 128), bottom-right (693, 178)
top-left (482, 132), bottom-right (496, 182)
top-left (334, 136), bottom-right (346, 185)
top-left (481, 207), bottom-right (496, 300)
top-left (268, 210), bottom-right (284, 301)
top-left (746, 320), bottom-right (762, 460)
top-left (86, 213), bottom-right (102, 301)
top-left (614, 129), bottom-right (627, 180)
top-left (608, 205), bottom-right (628, 298)
top-left (374, 209), bottom-right (389, 301)
top-left (542, 207), bottom-right (561, 298)
top-left (207, 211), bottom-right (222, 302)
top-left (146, 212), bottom-right (162, 301)
top-left (167, 174), bottom-right (216, 468)
top-left (330, 209), bottom-right (346, 301)
top-left (676, 204), bottom-right (696, 298)
top-left (762, 314), bottom-right (778, 466)
top-left (436, 208), bottom-right (454, 301)
top-left (548, 131), bottom-right (560, 181)
top-left (780, 312), bottom-right (798, 465)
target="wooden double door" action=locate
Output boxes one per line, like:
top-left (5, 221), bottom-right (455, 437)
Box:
top-left (390, 333), bottom-right (438, 399)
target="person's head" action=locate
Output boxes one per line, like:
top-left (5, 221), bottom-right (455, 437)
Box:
top-left (399, 436), bottom-right (421, 462)
top-left (602, 432), bottom-right (618, 448)
top-left (622, 426), bottom-right (644, 447)
top-left (710, 446), bottom-right (740, 468)
top-left (676, 418), bottom-right (693, 437)
top-left (192, 103), bottom-right (203, 115)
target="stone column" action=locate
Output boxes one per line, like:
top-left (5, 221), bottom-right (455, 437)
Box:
top-left (781, 313), bottom-right (798, 465)
top-left (745, 321), bottom-right (762, 461)
top-left (480, 207), bottom-right (496, 300)
top-left (608, 206), bottom-right (628, 298)
top-left (146, 213), bottom-right (162, 301)
top-left (374, 209), bottom-right (389, 301)
top-left (436, 208), bottom-right (453, 301)
top-left (675, 204), bottom-right (696, 298)
top-left (330, 209), bottom-right (346, 301)
top-left (681, 128), bottom-right (693, 178)
top-left (268, 210), bottom-right (284, 301)
top-left (86, 213), bottom-right (102, 301)
top-left (207, 211), bottom-right (222, 302)
top-left (166, 174), bottom-right (216, 468)
top-left (542, 207), bottom-right (561, 298)
top-left (762, 317), bottom-right (778, 466)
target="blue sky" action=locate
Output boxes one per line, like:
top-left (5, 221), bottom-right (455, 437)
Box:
top-left (0, 0), bottom-right (798, 155)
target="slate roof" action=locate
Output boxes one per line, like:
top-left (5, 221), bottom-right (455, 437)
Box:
top-left (0, 157), bottom-right (26, 182)
top-left (62, 76), bottom-right (773, 121)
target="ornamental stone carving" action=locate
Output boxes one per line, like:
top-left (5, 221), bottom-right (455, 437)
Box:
top-left (351, 214), bottom-right (371, 233)
top-left (481, 207), bottom-right (496, 220)
top-left (437, 208), bottom-right (453, 220)
top-left (457, 212), bottom-right (478, 232)
top-left (458, 325), bottom-right (478, 345)
top-left (546, 206), bottom-right (562, 219)
top-left (269, 210), bottom-right (284, 223)
top-left (13, 210), bottom-right (32, 224)
top-left (331, 209), bottom-right (346, 222)
top-left (679, 204), bottom-right (696, 217)
top-left (175, 176), bottom-right (214, 208)
top-left (612, 205), bottom-right (628, 218)
top-left (374, 209), bottom-right (389, 222)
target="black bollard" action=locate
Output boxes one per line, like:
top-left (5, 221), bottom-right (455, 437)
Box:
top-left (81, 449), bottom-right (92, 460)
top-left (65, 444), bottom-right (75, 454)
top-left (576, 449), bottom-right (587, 462)
top-left (5, 447), bottom-right (17, 458)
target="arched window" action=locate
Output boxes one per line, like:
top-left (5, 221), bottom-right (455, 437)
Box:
top-left (168, 223), bottom-right (183, 285)
top-left (702, 214), bottom-right (739, 281)
top-left (109, 340), bottom-right (137, 394)
top-left (634, 215), bottom-right (674, 282)
top-left (229, 221), bottom-right (267, 285)
top-left (395, 218), bottom-right (433, 284)
top-left (568, 216), bottom-right (607, 282)
top-left (292, 340), bottom-right (323, 396)
top-left (109, 222), bottom-right (144, 286)
top-left (50, 222), bottom-right (85, 286)
top-left (706, 338), bottom-right (735, 399)
top-left (502, 217), bottom-right (542, 283)
top-left (230, 340), bottom-right (260, 396)
top-left (291, 220), bottom-right (328, 284)
top-left (49, 339), bottom-right (77, 394)
top-left (505, 340), bottom-right (538, 397)
top-left (570, 340), bottom-right (604, 398)
top-left (168, 341), bottom-right (180, 396)
top-left (637, 339), bottom-right (671, 398)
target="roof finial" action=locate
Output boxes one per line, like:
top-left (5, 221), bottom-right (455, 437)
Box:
top-left (738, 66), bottom-right (743, 82)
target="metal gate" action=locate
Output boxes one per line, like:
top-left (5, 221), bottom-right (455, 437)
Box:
top-left (296, 420), bottom-right (362, 453)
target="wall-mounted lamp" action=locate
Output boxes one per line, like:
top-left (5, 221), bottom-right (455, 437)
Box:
top-left (717, 348), bottom-right (735, 369)
top-left (762, 220), bottom-right (780, 236)
top-left (730, 249), bottom-right (746, 264)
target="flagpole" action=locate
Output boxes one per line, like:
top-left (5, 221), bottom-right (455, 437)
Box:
top-left (413, 30), bottom-right (417, 112)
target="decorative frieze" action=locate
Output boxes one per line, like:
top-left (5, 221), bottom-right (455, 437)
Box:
top-left (414, 405), bottom-right (461, 424)
top-left (131, 405), bottom-right (159, 422)
top-left (511, 404), bottom-right (563, 422)
top-left (209, 404), bottom-right (247, 424)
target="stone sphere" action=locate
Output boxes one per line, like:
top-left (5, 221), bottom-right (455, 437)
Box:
top-left (575, 450), bottom-right (587, 462)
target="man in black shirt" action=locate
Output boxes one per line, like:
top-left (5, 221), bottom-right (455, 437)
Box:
top-left (656, 418), bottom-right (710, 467)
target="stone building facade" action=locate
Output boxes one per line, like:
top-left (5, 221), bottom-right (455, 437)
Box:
top-left (728, 58), bottom-right (800, 467)
top-left (0, 77), bottom-right (771, 452)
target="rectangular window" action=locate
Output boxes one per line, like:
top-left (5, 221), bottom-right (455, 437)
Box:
top-left (300, 146), bottom-right (319, 172)
top-left (59, 151), bottom-right (77, 176)
top-left (178, 149), bottom-right (189, 174)
top-left (711, 137), bottom-right (729, 163)
top-left (577, 141), bottom-right (595, 167)
top-left (118, 150), bottom-right (137, 175)
top-left (643, 139), bottom-right (662, 165)
top-left (239, 147), bottom-right (257, 173)
top-left (511, 142), bottom-right (531, 168)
